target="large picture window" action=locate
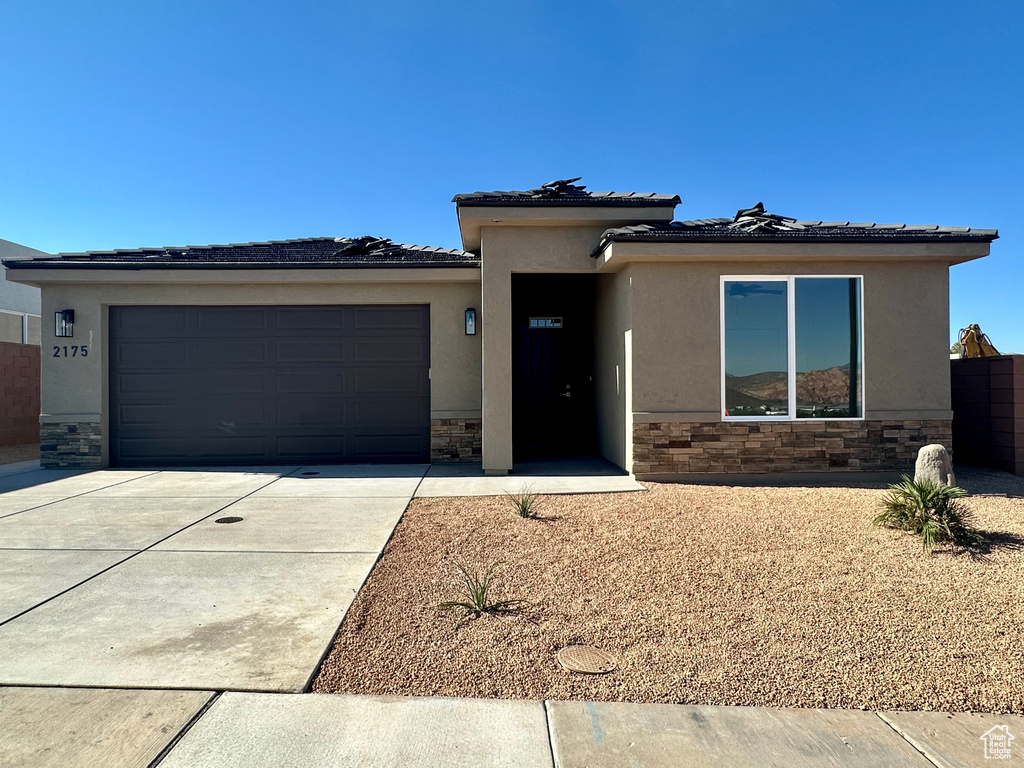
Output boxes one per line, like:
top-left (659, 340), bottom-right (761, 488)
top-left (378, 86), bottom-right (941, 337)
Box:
top-left (721, 276), bottom-right (863, 421)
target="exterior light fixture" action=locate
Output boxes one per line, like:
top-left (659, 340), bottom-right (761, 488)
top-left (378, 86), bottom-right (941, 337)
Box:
top-left (465, 308), bottom-right (477, 335)
top-left (55, 309), bottom-right (75, 338)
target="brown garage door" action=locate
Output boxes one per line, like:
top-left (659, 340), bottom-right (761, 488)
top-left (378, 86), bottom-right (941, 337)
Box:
top-left (109, 305), bottom-right (430, 466)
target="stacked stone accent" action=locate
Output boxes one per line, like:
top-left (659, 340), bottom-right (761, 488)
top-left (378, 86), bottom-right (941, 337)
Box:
top-left (632, 420), bottom-right (952, 477)
top-left (40, 421), bottom-right (102, 468)
top-left (430, 418), bottom-right (482, 463)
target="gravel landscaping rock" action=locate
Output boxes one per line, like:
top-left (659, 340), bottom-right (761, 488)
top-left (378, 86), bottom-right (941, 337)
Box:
top-left (313, 466), bottom-right (1024, 712)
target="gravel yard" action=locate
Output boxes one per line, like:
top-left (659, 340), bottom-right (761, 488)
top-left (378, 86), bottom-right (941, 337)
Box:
top-left (313, 467), bottom-right (1024, 712)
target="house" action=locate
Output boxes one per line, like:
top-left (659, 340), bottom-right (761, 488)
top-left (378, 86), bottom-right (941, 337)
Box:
top-left (2, 179), bottom-right (997, 476)
top-left (0, 239), bottom-right (43, 345)
top-left (0, 239), bottom-right (44, 448)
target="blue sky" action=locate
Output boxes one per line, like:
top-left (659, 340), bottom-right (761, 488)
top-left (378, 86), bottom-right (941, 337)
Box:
top-left (2, 1), bottom-right (1021, 351)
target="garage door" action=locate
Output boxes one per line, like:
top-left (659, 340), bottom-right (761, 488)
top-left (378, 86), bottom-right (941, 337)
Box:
top-left (109, 305), bottom-right (430, 466)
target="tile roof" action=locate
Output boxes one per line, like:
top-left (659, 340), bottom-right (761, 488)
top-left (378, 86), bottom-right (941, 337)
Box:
top-left (594, 202), bottom-right (998, 253)
top-left (453, 177), bottom-right (680, 207)
top-left (3, 236), bottom-right (479, 270)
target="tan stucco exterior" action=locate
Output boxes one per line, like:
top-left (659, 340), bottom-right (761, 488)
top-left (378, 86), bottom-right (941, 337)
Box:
top-left (6, 194), bottom-right (994, 474)
top-left (626, 259), bottom-right (952, 423)
top-left (16, 269), bottom-right (480, 466)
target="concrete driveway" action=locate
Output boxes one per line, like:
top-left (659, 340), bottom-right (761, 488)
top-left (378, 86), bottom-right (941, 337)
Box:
top-left (0, 462), bottom-right (425, 692)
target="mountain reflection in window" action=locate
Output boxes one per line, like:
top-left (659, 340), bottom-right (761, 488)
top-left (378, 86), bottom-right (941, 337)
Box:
top-left (724, 281), bottom-right (789, 416)
top-left (795, 278), bottom-right (861, 418)
top-left (723, 277), bottom-right (862, 419)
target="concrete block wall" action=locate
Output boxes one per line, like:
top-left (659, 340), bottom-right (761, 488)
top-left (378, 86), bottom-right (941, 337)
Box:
top-left (0, 341), bottom-right (41, 446)
top-left (951, 356), bottom-right (1024, 476)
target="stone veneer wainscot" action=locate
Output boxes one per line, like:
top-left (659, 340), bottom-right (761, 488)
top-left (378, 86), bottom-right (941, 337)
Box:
top-left (430, 418), bottom-right (482, 463)
top-left (40, 420), bottom-right (103, 469)
top-left (632, 420), bottom-right (952, 477)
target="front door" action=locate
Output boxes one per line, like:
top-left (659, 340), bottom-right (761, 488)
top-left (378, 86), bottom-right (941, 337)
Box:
top-left (512, 275), bottom-right (595, 460)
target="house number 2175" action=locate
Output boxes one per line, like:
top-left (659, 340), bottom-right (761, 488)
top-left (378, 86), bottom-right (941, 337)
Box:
top-left (53, 345), bottom-right (88, 357)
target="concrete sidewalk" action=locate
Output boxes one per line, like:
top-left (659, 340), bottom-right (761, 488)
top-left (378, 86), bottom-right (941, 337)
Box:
top-left (3, 690), bottom-right (1020, 767)
top-left (416, 457), bottom-right (644, 497)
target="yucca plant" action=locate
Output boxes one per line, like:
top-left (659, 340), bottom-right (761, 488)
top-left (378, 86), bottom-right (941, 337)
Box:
top-left (505, 483), bottom-right (541, 518)
top-left (438, 561), bottom-right (523, 619)
top-left (874, 476), bottom-right (980, 554)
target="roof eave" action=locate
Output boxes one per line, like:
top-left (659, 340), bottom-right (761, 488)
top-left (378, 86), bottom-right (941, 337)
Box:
top-left (3, 260), bottom-right (480, 270)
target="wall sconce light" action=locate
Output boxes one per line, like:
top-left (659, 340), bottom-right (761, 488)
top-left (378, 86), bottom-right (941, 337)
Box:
top-left (55, 309), bottom-right (75, 338)
top-left (465, 308), bottom-right (477, 336)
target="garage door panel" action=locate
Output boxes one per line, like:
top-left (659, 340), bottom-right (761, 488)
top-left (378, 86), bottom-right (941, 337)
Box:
top-left (276, 400), bottom-right (347, 428)
top-left (113, 307), bottom-right (190, 337)
top-left (276, 340), bottom-right (347, 363)
top-left (275, 308), bottom-right (347, 331)
top-left (197, 341), bottom-right (268, 364)
top-left (353, 306), bottom-right (424, 330)
top-left (192, 401), bottom-right (269, 429)
top-left (115, 341), bottom-right (189, 366)
top-left (275, 371), bottom-right (347, 395)
top-left (195, 435), bottom-right (270, 460)
top-left (117, 403), bottom-right (183, 427)
top-left (354, 369), bottom-right (427, 394)
top-left (115, 437), bottom-right (192, 462)
top-left (110, 305), bottom-right (429, 466)
top-left (192, 370), bottom-right (270, 396)
top-left (116, 372), bottom-right (191, 395)
top-left (354, 399), bottom-right (427, 425)
top-left (197, 308), bottom-right (268, 332)
top-left (353, 338), bottom-right (426, 363)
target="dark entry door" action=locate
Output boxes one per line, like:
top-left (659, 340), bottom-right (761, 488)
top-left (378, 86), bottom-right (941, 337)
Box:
top-left (109, 305), bottom-right (430, 466)
top-left (513, 276), bottom-right (595, 460)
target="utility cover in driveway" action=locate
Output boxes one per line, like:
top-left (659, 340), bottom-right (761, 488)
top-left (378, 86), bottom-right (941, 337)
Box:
top-left (109, 305), bottom-right (430, 466)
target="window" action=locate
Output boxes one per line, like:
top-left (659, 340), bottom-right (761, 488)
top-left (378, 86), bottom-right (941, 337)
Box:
top-left (721, 276), bottom-right (863, 420)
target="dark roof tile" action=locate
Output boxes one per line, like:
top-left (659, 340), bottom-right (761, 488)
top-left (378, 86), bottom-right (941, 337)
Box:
top-left (453, 177), bottom-right (679, 207)
top-left (4, 236), bottom-right (479, 270)
top-left (593, 202), bottom-right (998, 254)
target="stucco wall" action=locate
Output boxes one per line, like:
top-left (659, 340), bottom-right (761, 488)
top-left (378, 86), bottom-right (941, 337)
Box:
top-left (36, 278), bottom-right (481, 466)
top-left (627, 260), bottom-right (952, 423)
top-left (478, 225), bottom-right (611, 471)
top-left (594, 268), bottom-right (632, 470)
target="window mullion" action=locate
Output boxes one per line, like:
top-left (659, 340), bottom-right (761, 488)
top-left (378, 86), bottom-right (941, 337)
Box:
top-left (788, 277), bottom-right (797, 420)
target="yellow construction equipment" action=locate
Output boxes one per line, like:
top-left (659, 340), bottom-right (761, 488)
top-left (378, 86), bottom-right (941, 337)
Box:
top-left (957, 324), bottom-right (1000, 358)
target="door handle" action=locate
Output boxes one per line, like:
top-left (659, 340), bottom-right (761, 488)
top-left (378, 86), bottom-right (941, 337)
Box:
top-left (561, 392), bottom-right (571, 398)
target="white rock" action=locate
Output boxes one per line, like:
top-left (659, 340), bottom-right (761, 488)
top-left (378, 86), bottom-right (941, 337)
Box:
top-left (914, 444), bottom-right (956, 487)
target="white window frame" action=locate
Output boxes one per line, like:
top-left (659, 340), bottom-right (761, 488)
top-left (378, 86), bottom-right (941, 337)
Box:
top-left (720, 275), bottom-right (865, 422)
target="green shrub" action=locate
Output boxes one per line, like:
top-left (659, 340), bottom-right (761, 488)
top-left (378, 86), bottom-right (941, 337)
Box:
top-left (438, 561), bottom-right (522, 619)
top-left (505, 484), bottom-right (541, 518)
top-left (874, 476), bottom-right (980, 554)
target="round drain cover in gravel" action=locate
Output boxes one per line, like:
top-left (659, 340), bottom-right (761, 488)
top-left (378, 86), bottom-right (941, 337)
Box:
top-left (557, 645), bottom-right (616, 675)
top-left (214, 516), bottom-right (244, 524)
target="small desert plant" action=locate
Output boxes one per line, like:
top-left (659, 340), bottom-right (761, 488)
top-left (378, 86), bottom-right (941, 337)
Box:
top-left (505, 484), bottom-right (541, 518)
top-left (873, 476), bottom-right (980, 553)
top-left (438, 561), bottom-right (523, 619)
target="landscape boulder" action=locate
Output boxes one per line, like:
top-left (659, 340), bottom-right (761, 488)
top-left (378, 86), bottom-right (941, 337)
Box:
top-left (914, 444), bottom-right (956, 487)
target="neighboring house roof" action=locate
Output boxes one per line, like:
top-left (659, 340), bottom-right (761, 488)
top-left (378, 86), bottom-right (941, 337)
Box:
top-left (453, 177), bottom-right (681, 207)
top-left (3, 236), bottom-right (480, 270)
top-left (594, 202), bottom-right (1000, 253)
